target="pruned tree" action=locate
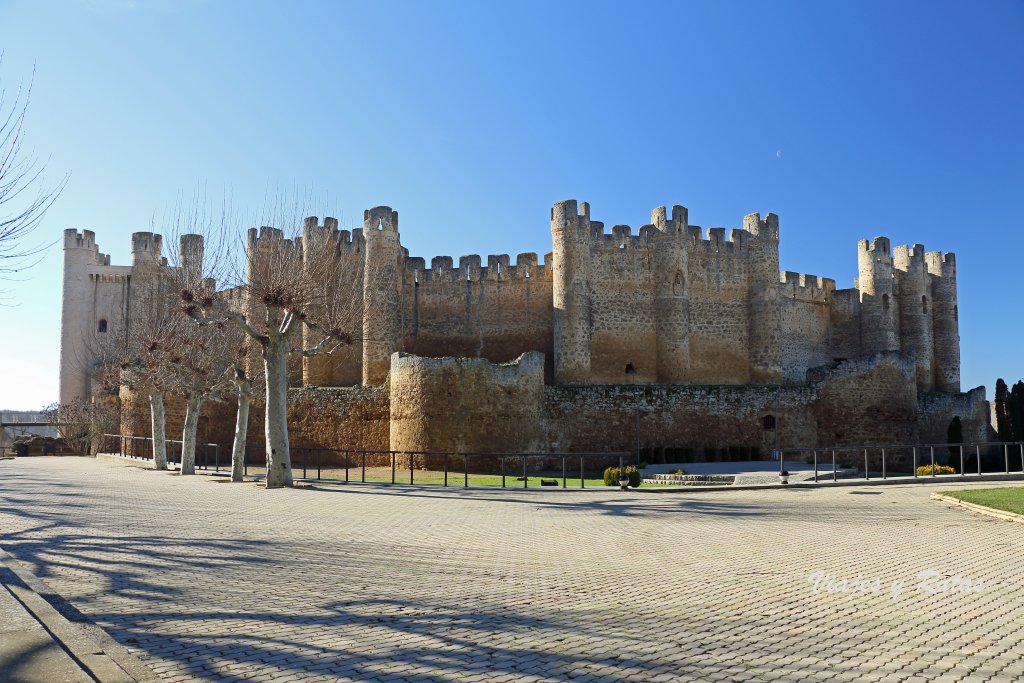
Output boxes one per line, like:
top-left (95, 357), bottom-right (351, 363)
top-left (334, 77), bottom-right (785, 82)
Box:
top-left (0, 57), bottom-right (67, 290)
top-left (170, 191), bottom-right (379, 488)
top-left (117, 265), bottom-right (186, 470)
top-left (163, 315), bottom-right (234, 475)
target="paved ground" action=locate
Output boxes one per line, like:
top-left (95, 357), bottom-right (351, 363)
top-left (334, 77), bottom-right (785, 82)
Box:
top-left (1, 457), bottom-right (1023, 683)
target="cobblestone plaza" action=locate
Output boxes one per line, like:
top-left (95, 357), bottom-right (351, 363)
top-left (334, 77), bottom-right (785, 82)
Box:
top-left (1, 457), bottom-right (1022, 682)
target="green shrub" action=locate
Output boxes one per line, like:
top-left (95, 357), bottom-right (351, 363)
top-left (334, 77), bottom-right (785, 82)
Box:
top-left (604, 466), bottom-right (641, 488)
top-left (668, 468), bottom-right (687, 475)
top-left (917, 464), bottom-right (957, 476)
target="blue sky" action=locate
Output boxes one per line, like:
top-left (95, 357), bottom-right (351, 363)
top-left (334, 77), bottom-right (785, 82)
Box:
top-left (1, 0), bottom-right (1021, 409)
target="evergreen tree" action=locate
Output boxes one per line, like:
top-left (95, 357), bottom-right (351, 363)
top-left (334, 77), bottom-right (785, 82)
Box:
top-left (947, 416), bottom-right (963, 466)
top-left (1011, 381), bottom-right (1024, 442)
top-left (994, 378), bottom-right (1011, 441)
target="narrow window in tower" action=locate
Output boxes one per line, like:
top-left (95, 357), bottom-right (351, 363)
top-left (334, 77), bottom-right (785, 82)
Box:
top-left (98, 319), bottom-right (108, 333)
top-left (922, 295), bottom-right (928, 314)
top-left (625, 362), bottom-right (636, 375)
top-left (883, 293), bottom-right (890, 311)
top-left (673, 272), bottom-right (684, 296)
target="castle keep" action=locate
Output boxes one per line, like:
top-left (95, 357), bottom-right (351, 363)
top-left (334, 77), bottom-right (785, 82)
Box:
top-left (60, 200), bottom-right (987, 457)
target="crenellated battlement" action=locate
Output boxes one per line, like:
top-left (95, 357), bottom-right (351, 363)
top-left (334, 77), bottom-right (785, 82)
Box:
top-left (893, 243), bottom-right (926, 268)
top-left (687, 226), bottom-right (751, 254)
top-left (858, 236), bottom-right (891, 257)
top-left (404, 252), bottom-right (552, 283)
top-left (364, 206), bottom-right (399, 235)
top-left (924, 251), bottom-right (956, 277)
top-left (780, 271), bottom-right (835, 302)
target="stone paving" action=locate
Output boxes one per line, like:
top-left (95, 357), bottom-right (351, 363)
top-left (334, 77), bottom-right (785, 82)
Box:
top-left (1, 457), bottom-right (1023, 683)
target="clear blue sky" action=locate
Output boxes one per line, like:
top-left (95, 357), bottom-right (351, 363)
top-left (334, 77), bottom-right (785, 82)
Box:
top-left (1, 0), bottom-right (1021, 409)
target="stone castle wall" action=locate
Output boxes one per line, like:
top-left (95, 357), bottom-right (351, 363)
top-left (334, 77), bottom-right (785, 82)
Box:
top-left (69, 198), bottom-right (976, 467)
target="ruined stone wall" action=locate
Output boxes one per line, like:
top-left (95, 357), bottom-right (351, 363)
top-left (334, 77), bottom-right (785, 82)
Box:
top-left (917, 387), bottom-right (988, 445)
top-left (809, 353), bottom-right (919, 446)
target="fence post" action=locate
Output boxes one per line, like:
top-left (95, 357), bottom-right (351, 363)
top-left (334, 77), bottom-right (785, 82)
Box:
top-left (881, 448), bottom-right (886, 480)
top-left (832, 450), bottom-right (837, 482)
top-left (500, 456), bottom-right (504, 488)
top-left (317, 449), bottom-right (321, 480)
top-left (523, 455), bottom-right (528, 489)
top-left (930, 446), bottom-right (935, 477)
top-left (864, 448), bottom-right (869, 480)
top-left (444, 453), bottom-right (448, 487)
top-left (303, 449), bottom-right (307, 480)
top-left (976, 444), bottom-right (981, 475)
top-left (215, 444), bottom-right (220, 473)
top-left (580, 456), bottom-right (585, 489)
top-left (463, 454), bottom-right (468, 488)
top-left (391, 451), bottom-right (395, 484)
top-left (959, 444), bottom-right (964, 475)
top-left (562, 456), bottom-right (566, 489)
top-left (813, 450), bottom-right (818, 483)
top-left (1005, 443), bottom-right (1010, 475)
top-left (913, 446), bottom-right (917, 478)
top-left (362, 451), bottom-right (366, 483)
top-left (344, 450), bottom-right (350, 483)
top-left (410, 452), bottom-right (414, 485)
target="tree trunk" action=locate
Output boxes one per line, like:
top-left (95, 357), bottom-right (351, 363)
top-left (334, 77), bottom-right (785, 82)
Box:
top-left (149, 390), bottom-right (168, 470)
top-left (180, 394), bottom-right (203, 475)
top-left (231, 380), bottom-right (251, 483)
top-left (263, 338), bottom-right (293, 488)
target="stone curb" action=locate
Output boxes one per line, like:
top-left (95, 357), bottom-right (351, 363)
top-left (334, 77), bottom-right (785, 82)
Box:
top-left (0, 547), bottom-right (160, 683)
top-left (930, 492), bottom-right (1024, 524)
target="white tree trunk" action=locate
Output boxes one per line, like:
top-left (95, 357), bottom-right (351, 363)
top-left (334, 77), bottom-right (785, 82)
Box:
top-left (179, 394), bottom-right (203, 475)
top-left (149, 390), bottom-right (168, 470)
top-left (231, 381), bottom-right (251, 483)
top-left (263, 338), bottom-right (293, 488)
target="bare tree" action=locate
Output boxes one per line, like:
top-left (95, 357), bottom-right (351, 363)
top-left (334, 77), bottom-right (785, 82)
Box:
top-left (0, 58), bottom-right (67, 288)
top-left (117, 264), bottom-right (185, 471)
top-left (164, 312), bottom-right (234, 475)
top-left (43, 398), bottom-right (118, 455)
top-left (171, 191), bottom-right (373, 488)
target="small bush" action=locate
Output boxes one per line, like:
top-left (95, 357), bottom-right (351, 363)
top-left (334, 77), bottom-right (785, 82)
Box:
top-left (604, 466), bottom-right (641, 488)
top-left (668, 468), bottom-right (687, 475)
top-left (917, 464), bottom-right (957, 476)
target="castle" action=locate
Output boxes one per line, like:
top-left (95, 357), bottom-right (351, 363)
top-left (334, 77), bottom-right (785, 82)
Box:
top-left (60, 200), bottom-right (987, 458)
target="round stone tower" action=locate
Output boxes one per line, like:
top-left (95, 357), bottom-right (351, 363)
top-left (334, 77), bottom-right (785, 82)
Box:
top-left (551, 199), bottom-right (592, 384)
top-left (744, 212), bottom-right (782, 383)
top-left (857, 236), bottom-right (900, 354)
top-left (362, 206), bottom-right (403, 385)
top-left (926, 251), bottom-right (960, 392)
top-left (651, 205), bottom-right (690, 383)
top-left (893, 244), bottom-right (934, 391)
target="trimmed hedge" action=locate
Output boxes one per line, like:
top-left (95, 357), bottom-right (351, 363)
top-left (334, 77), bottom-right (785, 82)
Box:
top-left (604, 466), bottom-right (641, 488)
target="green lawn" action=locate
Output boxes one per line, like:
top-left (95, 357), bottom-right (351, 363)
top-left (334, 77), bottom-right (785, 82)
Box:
top-left (941, 488), bottom-right (1024, 516)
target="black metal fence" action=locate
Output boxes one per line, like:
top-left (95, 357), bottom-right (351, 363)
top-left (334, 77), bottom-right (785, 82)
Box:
top-left (98, 435), bottom-right (633, 488)
top-left (775, 441), bottom-right (1024, 482)
top-left (241, 446), bottom-right (634, 489)
top-left (100, 434), bottom-right (222, 471)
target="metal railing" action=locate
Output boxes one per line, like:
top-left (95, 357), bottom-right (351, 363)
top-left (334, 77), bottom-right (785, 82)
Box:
top-left (775, 441), bottom-right (1024, 483)
top-left (239, 447), bottom-right (633, 489)
top-left (100, 434), bottom-right (222, 471)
